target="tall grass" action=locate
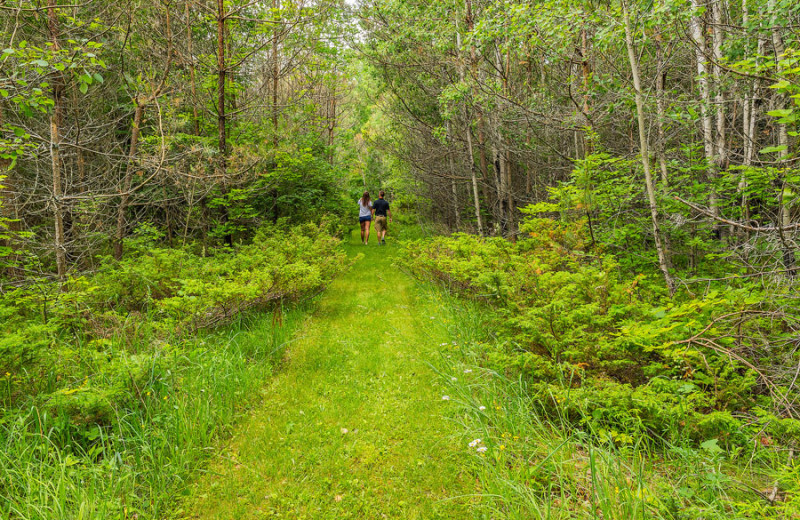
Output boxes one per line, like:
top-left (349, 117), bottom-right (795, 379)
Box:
top-left (424, 288), bottom-right (785, 519)
top-left (0, 305), bottom-right (308, 519)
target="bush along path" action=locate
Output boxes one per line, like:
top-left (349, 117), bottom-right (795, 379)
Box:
top-left (178, 228), bottom-right (476, 519)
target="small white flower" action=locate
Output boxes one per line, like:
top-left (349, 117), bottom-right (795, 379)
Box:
top-left (476, 446), bottom-right (488, 453)
top-left (463, 369), bottom-right (472, 374)
top-left (451, 377), bottom-right (457, 382)
top-left (468, 439), bottom-right (482, 447)
top-left (439, 342), bottom-right (448, 346)
top-left (341, 428), bottom-right (348, 434)
top-left (442, 395), bottom-right (450, 401)
top-left (479, 405), bottom-right (486, 411)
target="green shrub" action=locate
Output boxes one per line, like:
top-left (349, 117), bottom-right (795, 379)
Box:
top-left (401, 217), bottom-right (794, 448)
top-left (0, 223), bottom-right (349, 412)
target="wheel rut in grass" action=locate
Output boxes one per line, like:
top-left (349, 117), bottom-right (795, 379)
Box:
top-left (180, 229), bottom-right (475, 519)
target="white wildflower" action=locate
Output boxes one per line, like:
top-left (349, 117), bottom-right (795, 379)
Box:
top-left (476, 446), bottom-right (488, 453)
top-left (464, 369), bottom-right (472, 374)
top-left (341, 428), bottom-right (348, 434)
top-left (469, 439), bottom-right (482, 448)
top-left (451, 377), bottom-right (457, 382)
top-left (479, 405), bottom-right (487, 411)
top-left (442, 395), bottom-right (450, 401)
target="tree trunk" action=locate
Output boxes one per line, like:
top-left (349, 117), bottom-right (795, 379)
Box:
top-left (739, 1), bottom-right (762, 234)
top-left (272, 0), bottom-right (281, 143)
top-left (327, 74), bottom-right (336, 165)
top-left (769, 0), bottom-right (792, 272)
top-left (769, 0), bottom-right (789, 159)
top-left (711, 0), bottom-right (728, 236)
top-left (447, 120), bottom-right (461, 231)
top-left (187, 1), bottom-right (200, 136)
top-left (185, 1), bottom-right (204, 246)
top-left (622, 0), bottom-right (675, 294)
top-left (465, 122), bottom-right (483, 236)
top-left (114, 102), bottom-right (144, 260)
top-left (496, 43), bottom-right (515, 239)
top-left (655, 25), bottom-right (669, 186)
top-left (48, 0), bottom-right (67, 280)
top-left (217, 0), bottom-right (232, 247)
top-left (466, 0), bottom-right (491, 232)
top-left (455, 24), bottom-right (483, 235)
top-left (691, 0), bottom-right (719, 226)
top-left (114, 4), bottom-right (172, 259)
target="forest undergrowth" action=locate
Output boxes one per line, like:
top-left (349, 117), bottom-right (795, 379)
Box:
top-left (402, 215), bottom-right (800, 518)
top-left (0, 223), bottom-right (349, 519)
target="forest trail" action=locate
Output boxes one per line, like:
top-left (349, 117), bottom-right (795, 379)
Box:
top-left (179, 228), bottom-right (476, 519)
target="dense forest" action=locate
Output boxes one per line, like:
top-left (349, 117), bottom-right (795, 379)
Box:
top-left (2, 0), bottom-right (800, 518)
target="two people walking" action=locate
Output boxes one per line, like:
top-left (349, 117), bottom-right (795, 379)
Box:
top-left (358, 190), bottom-right (392, 245)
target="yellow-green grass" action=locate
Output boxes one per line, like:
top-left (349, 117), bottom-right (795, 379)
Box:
top-left (178, 226), bottom-right (476, 519)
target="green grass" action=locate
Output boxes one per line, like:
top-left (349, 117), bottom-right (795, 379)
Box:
top-left (178, 226), bottom-right (477, 519)
top-left (7, 220), bottom-right (782, 519)
top-left (0, 306), bottom-right (310, 519)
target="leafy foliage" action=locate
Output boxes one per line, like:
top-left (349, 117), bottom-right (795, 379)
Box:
top-left (0, 223), bottom-right (349, 412)
top-left (401, 217), bottom-right (800, 450)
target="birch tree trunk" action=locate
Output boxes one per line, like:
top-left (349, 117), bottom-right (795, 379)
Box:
top-left (466, 0), bottom-right (492, 231)
top-left (711, 0), bottom-right (727, 173)
top-left (455, 27), bottom-right (484, 235)
top-left (446, 120), bottom-right (461, 231)
top-left (740, 1), bottom-right (762, 231)
top-left (690, 0), bottom-right (719, 224)
top-left (622, 0), bottom-right (675, 294)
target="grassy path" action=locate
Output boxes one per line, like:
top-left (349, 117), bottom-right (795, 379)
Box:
top-left (179, 228), bottom-right (476, 519)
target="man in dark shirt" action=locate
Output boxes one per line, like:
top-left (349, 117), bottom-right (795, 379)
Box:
top-left (371, 191), bottom-right (392, 246)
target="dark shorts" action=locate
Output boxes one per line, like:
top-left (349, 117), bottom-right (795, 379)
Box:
top-left (359, 216), bottom-right (371, 223)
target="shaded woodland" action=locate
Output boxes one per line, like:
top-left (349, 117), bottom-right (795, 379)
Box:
top-left (361, 0), bottom-right (800, 289)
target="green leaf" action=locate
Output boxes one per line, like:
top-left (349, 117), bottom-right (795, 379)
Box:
top-left (79, 82), bottom-right (88, 94)
top-left (767, 109), bottom-right (793, 118)
top-left (770, 79), bottom-right (791, 90)
top-left (759, 145), bottom-right (788, 154)
top-left (700, 438), bottom-right (724, 455)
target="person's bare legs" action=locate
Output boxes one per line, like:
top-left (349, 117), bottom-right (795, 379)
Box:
top-left (364, 221), bottom-right (371, 244)
top-left (360, 221), bottom-right (367, 243)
